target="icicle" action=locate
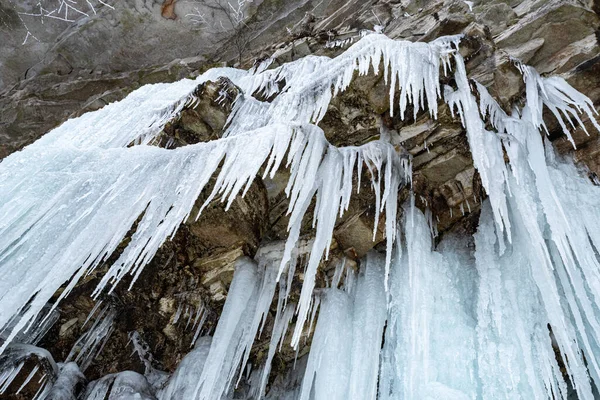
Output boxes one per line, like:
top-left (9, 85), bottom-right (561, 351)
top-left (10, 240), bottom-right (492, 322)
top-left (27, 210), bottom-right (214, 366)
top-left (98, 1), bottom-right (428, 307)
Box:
top-left (172, 303), bottom-right (183, 325)
top-left (66, 302), bottom-right (116, 372)
top-left (190, 306), bottom-right (208, 348)
top-left (348, 252), bottom-right (387, 400)
top-left (232, 256), bottom-right (280, 389)
top-left (256, 302), bottom-right (295, 399)
top-left (159, 337), bottom-right (212, 400)
top-left (424, 208), bottom-right (438, 238)
top-left (0, 344), bottom-right (58, 398)
top-left (330, 258), bottom-right (346, 289)
top-left (2, 304), bottom-right (60, 347)
top-left (16, 365), bottom-right (39, 394)
top-left (305, 294), bottom-right (321, 344)
top-left (298, 289), bottom-right (353, 400)
top-left (190, 257), bottom-right (261, 400)
top-left (380, 208), bottom-right (477, 399)
top-left (445, 52), bottom-right (511, 250)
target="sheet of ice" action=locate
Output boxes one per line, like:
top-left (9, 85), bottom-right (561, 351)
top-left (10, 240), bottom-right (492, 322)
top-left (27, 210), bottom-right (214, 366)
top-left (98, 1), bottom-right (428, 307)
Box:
top-left (348, 251), bottom-right (387, 400)
top-left (299, 288), bottom-right (353, 400)
top-left (379, 207), bottom-right (477, 400)
top-left (159, 337), bottom-right (212, 400)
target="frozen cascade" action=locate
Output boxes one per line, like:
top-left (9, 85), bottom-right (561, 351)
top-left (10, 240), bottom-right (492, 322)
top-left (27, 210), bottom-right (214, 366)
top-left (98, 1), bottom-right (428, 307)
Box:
top-left (379, 207), bottom-right (477, 400)
top-left (1, 30), bottom-right (600, 400)
top-left (473, 61), bottom-right (600, 399)
top-left (158, 337), bottom-right (212, 400)
top-left (0, 33), bottom-right (454, 349)
top-left (299, 288), bottom-right (353, 400)
top-left (475, 202), bottom-right (566, 399)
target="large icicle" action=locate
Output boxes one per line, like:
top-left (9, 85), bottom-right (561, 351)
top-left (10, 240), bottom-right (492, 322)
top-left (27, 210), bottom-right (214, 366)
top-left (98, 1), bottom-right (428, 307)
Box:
top-left (472, 60), bottom-right (600, 399)
top-left (379, 207), bottom-right (477, 400)
top-left (190, 257), bottom-right (260, 400)
top-left (445, 51), bottom-right (511, 250)
top-left (298, 288), bottom-right (353, 400)
top-left (348, 251), bottom-right (387, 400)
top-left (159, 337), bottom-right (212, 400)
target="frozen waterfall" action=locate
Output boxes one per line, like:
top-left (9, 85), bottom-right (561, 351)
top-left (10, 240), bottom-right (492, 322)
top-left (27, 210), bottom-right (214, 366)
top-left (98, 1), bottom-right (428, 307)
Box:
top-left (1, 31), bottom-right (600, 399)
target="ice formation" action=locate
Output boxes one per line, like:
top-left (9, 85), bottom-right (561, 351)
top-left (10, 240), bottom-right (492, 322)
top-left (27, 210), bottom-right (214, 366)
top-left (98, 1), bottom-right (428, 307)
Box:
top-left (66, 301), bottom-right (116, 372)
top-left (379, 207), bottom-right (477, 400)
top-left (0, 344), bottom-right (58, 399)
top-left (1, 30), bottom-right (600, 399)
top-left (84, 370), bottom-right (156, 400)
top-left (299, 252), bottom-right (386, 400)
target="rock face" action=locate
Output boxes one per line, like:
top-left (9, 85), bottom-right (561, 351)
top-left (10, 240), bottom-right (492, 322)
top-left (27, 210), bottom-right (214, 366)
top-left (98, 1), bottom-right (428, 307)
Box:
top-left (1, 0), bottom-right (600, 398)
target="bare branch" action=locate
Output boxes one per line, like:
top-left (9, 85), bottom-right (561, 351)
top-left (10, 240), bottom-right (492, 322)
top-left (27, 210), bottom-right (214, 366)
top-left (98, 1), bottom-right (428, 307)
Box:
top-left (185, 7), bottom-right (208, 26)
top-left (14, 0), bottom-right (114, 45)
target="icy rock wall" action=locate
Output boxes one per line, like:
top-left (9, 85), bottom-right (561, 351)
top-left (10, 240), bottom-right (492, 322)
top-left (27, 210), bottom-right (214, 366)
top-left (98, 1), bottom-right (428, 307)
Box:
top-left (1, 29), bottom-right (600, 399)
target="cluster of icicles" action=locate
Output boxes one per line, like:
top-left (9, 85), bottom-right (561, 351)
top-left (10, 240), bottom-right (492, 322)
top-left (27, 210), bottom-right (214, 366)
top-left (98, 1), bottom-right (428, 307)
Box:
top-left (1, 30), bottom-right (600, 399)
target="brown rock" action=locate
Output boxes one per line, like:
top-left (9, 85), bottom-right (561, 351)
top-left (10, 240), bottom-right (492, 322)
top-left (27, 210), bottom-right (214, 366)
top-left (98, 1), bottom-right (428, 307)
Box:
top-left (161, 0), bottom-right (178, 20)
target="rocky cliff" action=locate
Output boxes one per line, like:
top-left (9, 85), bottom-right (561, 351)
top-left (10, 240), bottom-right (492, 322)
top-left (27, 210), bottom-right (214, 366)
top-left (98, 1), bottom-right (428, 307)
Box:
top-left (1, 0), bottom-right (600, 398)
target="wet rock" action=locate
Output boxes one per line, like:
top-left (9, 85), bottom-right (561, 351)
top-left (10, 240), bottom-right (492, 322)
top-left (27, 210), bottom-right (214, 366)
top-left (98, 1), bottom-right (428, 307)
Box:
top-left (334, 211), bottom-right (386, 259)
top-left (156, 77), bottom-right (239, 148)
top-left (161, 0), bottom-right (178, 20)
